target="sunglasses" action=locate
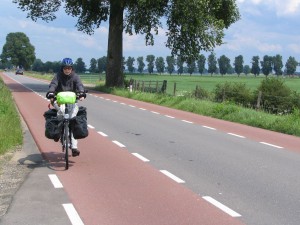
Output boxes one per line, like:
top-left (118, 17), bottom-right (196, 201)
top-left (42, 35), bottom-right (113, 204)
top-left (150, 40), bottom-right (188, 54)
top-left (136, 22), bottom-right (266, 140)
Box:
top-left (63, 67), bottom-right (72, 70)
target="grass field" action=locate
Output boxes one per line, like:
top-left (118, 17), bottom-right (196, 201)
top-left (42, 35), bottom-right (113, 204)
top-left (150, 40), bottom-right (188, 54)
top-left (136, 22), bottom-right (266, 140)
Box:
top-left (27, 71), bottom-right (300, 94)
top-left (122, 73), bottom-right (300, 95)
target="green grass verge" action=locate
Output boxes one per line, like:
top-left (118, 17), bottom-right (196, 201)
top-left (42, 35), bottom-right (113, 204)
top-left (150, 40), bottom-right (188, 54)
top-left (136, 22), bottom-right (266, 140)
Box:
top-left (0, 76), bottom-right (23, 155)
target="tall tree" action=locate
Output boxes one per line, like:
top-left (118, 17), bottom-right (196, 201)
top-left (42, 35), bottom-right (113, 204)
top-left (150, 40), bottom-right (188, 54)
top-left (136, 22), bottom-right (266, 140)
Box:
top-left (234, 55), bottom-right (243, 76)
top-left (126, 56), bottom-right (135, 73)
top-left (32, 59), bottom-right (44, 72)
top-left (137, 56), bottom-right (145, 73)
top-left (218, 55), bottom-right (231, 76)
top-left (13, 0), bottom-right (240, 87)
top-left (98, 56), bottom-right (107, 74)
top-left (146, 55), bottom-right (155, 74)
top-left (208, 52), bottom-right (217, 76)
top-left (260, 55), bottom-right (273, 77)
top-left (273, 54), bottom-right (283, 76)
top-left (176, 56), bottom-right (184, 75)
top-left (285, 56), bottom-right (298, 76)
top-left (166, 56), bottom-right (175, 75)
top-left (243, 65), bottom-right (251, 75)
top-left (90, 58), bottom-right (97, 72)
top-left (251, 56), bottom-right (260, 77)
top-left (155, 57), bottom-right (165, 74)
top-left (74, 58), bottom-right (86, 73)
top-left (187, 58), bottom-right (196, 76)
top-left (1, 32), bottom-right (35, 70)
top-left (197, 54), bottom-right (206, 75)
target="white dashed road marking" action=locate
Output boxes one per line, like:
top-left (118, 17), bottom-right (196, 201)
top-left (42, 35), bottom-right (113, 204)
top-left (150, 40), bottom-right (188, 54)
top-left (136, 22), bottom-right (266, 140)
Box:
top-left (260, 142), bottom-right (283, 149)
top-left (63, 203), bottom-right (85, 225)
top-left (227, 133), bottom-right (245, 138)
top-left (182, 120), bottom-right (193, 124)
top-left (202, 125), bottom-right (216, 130)
top-left (160, 170), bottom-right (185, 183)
top-left (97, 131), bottom-right (108, 137)
top-left (48, 174), bottom-right (63, 188)
top-left (112, 140), bottom-right (126, 148)
top-left (165, 115), bottom-right (175, 119)
top-left (202, 196), bottom-right (242, 218)
top-left (132, 153), bottom-right (150, 162)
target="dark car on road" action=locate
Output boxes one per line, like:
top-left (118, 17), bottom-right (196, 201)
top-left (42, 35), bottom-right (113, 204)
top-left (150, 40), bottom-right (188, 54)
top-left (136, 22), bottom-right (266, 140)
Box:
top-left (15, 69), bottom-right (23, 75)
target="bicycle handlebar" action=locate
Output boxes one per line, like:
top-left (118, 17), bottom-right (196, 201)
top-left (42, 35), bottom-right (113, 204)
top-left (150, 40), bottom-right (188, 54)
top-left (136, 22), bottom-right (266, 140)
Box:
top-left (46, 90), bottom-right (88, 100)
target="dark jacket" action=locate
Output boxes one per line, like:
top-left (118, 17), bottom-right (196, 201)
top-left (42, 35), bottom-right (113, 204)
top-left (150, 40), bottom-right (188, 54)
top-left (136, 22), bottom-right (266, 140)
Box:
top-left (48, 71), bottom-right (84, 94)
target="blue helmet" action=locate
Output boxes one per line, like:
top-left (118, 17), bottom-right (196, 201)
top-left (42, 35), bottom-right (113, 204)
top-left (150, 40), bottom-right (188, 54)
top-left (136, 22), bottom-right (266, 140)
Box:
top-left (61, 58), bottom-right (73, 67)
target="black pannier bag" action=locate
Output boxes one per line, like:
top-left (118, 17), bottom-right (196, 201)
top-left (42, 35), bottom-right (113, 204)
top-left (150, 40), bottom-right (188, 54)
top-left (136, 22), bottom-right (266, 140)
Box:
top-left (43, 109), bottom-right (63, 140)
top-left (70, 106), bottom-right (88, 139)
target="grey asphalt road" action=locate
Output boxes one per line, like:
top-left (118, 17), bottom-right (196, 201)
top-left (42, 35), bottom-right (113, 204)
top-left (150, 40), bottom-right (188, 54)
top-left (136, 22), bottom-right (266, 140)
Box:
top-left (3, 73), bottom-right (300, 225)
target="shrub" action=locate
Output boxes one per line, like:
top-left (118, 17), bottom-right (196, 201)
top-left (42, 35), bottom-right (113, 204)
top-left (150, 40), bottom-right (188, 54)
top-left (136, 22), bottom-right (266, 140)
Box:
top-left (254, 78), bottom-right (298, 114)
top-left (213, 82), bottom-right (253, 107)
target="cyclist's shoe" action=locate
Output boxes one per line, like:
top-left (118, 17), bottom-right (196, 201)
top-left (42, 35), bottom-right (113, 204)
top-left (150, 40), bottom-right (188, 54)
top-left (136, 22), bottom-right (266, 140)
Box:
top-left (54, 137), bottom-right (60, 142)
top-left (72, 149), bottom-right (80, 157)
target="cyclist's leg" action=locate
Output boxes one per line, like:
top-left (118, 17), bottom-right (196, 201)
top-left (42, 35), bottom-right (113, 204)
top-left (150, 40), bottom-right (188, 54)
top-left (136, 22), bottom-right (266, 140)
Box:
top-left (69, 104), bottom-right (80, 156)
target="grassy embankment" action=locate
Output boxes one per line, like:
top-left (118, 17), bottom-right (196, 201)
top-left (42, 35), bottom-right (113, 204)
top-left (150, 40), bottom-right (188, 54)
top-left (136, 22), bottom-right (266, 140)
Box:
top-left (24, 72), bottom-right (300, 137)
top-left (0, 75), bottom-right (22, 156)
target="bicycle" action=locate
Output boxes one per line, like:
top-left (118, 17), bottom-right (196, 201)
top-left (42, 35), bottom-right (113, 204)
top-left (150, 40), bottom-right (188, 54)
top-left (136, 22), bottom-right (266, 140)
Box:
top-left (50, 91), bottom-right (85, 170)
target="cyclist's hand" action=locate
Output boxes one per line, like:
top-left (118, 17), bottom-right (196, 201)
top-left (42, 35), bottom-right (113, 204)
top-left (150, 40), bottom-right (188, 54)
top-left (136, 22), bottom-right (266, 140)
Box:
top-left (46, 92), bottom-right (55, 101)
top-left (78, 92), bottom-right (86, 100)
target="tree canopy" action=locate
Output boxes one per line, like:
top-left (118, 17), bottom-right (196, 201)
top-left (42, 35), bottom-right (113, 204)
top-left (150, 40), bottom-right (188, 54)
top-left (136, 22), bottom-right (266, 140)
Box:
top-left (13, 0), bottom-right (240, 87)
top-left (1, 32), bottom-right (36, 70)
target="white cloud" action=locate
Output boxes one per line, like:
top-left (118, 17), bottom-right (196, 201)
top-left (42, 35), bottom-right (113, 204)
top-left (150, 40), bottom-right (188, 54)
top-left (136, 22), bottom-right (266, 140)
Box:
top-left (238, 0), bottom-right (300, 16)
top-left (287, 44), bottom-right (300, 54)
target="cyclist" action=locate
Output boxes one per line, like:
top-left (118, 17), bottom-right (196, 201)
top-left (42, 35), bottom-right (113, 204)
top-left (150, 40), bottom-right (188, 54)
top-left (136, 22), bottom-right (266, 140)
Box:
top-left (46, 57), bottom-right (86, 157)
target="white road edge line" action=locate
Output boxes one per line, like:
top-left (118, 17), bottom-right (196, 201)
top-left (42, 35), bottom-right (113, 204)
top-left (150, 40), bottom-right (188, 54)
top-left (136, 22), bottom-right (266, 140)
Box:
top-left (129, 105), bottom-right (136, 108)
top-left (260, 142), bottom-right (283, 149)
top-left (97, 131), bottom-right (108, 137)
top-left (227, 133), bottom-right (245, 138)
top-left (112, 140), bottom-right (126, 148)
top-left (88, 124), bottom-right (95, 129)
top-left (48, 174), bottom-right (63, 188)
top-left (202, 196), bottom-right (242, 218)
top-left (160, 170), bottom-right (185, 183)
top-left (202, 125), bottom-right (216, 130)
top-left (62, 203), bottom-right (85, 225)
top-left (132, 153), bottom-right (150, 162)
top-left (139, 108), bottom-right (147, 111)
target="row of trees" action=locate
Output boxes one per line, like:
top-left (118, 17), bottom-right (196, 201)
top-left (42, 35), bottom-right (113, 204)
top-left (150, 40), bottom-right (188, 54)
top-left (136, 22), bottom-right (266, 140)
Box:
top-left (26, 53), bottom-right (299, 77)
top-left (1, 32), bottom-right (298, 76)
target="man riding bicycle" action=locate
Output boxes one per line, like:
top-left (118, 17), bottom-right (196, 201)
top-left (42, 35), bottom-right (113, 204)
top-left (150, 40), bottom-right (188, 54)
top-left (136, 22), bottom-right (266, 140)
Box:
top-left (46, 57), bottom-right (86, 157)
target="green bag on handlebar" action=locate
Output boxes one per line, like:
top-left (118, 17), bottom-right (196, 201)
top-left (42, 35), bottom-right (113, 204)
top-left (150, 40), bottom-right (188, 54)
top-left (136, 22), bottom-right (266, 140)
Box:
top-left (56, 91), bottom-right (76, 104)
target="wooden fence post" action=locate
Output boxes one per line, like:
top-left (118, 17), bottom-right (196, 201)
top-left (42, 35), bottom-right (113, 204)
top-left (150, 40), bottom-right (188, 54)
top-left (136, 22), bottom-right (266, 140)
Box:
top-left (256, 91), bottom-right (262, 110)
top-left (173, 82), bottom-right (176, 96)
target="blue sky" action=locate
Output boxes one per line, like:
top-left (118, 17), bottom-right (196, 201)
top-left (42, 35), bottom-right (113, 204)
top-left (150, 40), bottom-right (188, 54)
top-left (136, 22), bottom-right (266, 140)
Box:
top-left (1, 0), bottom-right (300, 67)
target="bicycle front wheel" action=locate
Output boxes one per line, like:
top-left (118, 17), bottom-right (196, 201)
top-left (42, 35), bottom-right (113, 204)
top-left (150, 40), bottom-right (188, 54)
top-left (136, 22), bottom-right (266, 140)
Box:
top-left (64, 123), bottom-right (69, 170)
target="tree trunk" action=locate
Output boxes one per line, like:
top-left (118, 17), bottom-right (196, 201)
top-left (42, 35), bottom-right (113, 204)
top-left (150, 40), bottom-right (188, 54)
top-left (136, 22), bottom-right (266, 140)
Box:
top-left (106, 1), bottom-right (124, 87)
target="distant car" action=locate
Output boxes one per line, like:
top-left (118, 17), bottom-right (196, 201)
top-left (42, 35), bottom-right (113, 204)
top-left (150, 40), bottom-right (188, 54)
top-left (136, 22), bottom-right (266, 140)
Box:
top-left (15, 69), bottom-right (23, 75)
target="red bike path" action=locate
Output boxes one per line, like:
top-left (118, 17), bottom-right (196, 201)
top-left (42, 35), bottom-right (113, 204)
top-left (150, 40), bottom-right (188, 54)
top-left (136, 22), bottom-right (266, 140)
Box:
top-left (3, 72), bottom-right (299, 224)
